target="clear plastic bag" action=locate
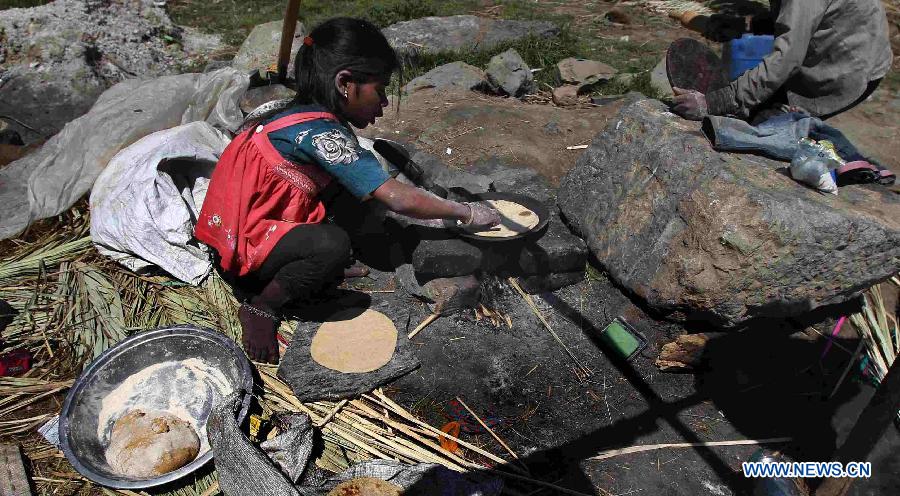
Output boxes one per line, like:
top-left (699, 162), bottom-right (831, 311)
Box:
top-left (789, 138), bottom-right (841, 194)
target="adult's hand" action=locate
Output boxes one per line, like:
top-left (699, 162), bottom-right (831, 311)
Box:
top-left (672, 87), bottom-right (709, 120)
top-left (459, 201), bottom-right (501, 231)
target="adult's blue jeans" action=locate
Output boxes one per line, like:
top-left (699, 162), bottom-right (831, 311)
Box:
top-left (702, 112), bottom-right (873, 165)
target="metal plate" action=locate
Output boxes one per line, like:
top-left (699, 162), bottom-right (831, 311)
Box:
top-left (58, 326), bottom-right (253, 489)
top-left (666, 38), bottom-right (729, 94)
top-left (453, 192), bottom-right (550, 243)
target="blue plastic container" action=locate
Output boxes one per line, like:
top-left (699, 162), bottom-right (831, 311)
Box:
top-left (723, 34), bottom-right (774, 80)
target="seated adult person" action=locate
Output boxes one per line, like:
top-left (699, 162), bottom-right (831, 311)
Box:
top-left (673, 0), bottom-right (892, 122)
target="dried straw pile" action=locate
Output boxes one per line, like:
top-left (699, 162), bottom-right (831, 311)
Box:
top-left (850, 277), bottom-right (900, 387)
top-left (0, 203), bottom-right (492, 496)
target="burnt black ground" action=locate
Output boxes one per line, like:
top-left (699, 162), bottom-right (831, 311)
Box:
top-left (342, 265), bottom-right (899, 496)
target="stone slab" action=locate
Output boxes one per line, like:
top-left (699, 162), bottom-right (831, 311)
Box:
top-left (277, 299), bottom-right (420, 402)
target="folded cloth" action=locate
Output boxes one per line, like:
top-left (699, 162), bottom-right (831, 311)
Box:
top-left (702, 112), bottom-right (895, 185)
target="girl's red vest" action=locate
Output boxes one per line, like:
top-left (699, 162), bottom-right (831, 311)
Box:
top-left (195, 112), bottom-right (336, 276)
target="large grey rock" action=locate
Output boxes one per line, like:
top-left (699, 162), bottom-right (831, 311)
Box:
top-left (409, 149), bottom-right (494, 194)
top-left (469, 157), bottom-right (555, 204)
top-left (485, 49), bottom-right (533, 98)
top-left (500, 212), bottom-right (587, 275)
top-left (519, 271), bottom-right (585, 294)
top-left (556, 57), bottom-right (617, 85)
top-left (0, 0), bottom-right (216, 139)
top-left (232, 20), bottom-right (305, 75)
top-left (383, 15), bottom-right (558, 57)
top-left (404, 62), bottom-right (485, 94)
top-left (558, 99), bottom-right (900, 327)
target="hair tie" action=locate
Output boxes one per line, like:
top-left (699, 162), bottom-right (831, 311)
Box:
top-left (303, 36), bottom-right (314, 46)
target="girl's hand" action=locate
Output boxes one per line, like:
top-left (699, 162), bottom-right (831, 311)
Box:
top-left (459, 202), bottom-right (502, 231)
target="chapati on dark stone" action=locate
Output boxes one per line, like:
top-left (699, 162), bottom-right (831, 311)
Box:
top-left (277, 297), bottom-right (420, 402)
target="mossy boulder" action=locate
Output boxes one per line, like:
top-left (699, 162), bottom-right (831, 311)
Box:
top-left (559, 99), bottom-right (900, 327)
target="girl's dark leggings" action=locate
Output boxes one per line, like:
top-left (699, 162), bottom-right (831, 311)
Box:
top-left (229, 223), bottom-right (351, 302)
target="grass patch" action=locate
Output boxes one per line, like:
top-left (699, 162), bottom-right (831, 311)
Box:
top-left (396, 24), bottom-right (662, 97)
top-left (883, 66), bottom-right (900, 93)
top-left (168, 0), bottom-right (487, 47)
top-left (168, 0), bottom-right (660, 96)
top-left (0, 0), bottom-right (50, 9)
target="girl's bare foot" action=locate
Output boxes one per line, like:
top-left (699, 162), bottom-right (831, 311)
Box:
top-left (238, 303), bottom-right (279, 363)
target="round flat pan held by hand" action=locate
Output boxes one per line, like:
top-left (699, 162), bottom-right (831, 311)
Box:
top-left (453, 192), bottom-right (550, 243)
top-left (666, 38), bottom-right (729, 94)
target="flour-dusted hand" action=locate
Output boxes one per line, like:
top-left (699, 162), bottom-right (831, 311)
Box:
top-left (672, 87), bottom-right (709, 120)
top-left (460, 201), bottom-right (502, 231)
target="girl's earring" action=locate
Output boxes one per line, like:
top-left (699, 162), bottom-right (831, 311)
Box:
top-left (343, 88), bottom-right (349, 99)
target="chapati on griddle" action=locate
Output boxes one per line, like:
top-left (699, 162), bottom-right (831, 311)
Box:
top-left (472, 199), bottom-right (540, 238)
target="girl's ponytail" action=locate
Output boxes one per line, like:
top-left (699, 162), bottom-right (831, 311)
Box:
top-left (291, 18), bottom-right (400, 114)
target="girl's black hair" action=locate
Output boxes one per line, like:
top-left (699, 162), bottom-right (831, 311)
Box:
top-left (293, 17), bottom-right (401, 116)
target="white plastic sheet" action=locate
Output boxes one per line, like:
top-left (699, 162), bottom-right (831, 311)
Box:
top-left (0, 68), bottom-right (249, 240)
top-left (90, 122), bottom-right (231, 285)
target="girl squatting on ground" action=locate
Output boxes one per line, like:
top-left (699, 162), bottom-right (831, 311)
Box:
top-left (195, 18), bottom-right (501, 363)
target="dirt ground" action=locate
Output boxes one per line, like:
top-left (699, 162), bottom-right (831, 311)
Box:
top-left (360, 89), bottom-right (626, 184)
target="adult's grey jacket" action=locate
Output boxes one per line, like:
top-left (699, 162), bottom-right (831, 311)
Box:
top-left (707, 0), bottom-right (893, 118)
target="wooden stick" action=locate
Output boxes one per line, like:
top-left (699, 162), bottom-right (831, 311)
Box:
top-left (455, 396), bottom-right (528, 473)
top-left (305, 397), bottom-right (464, 469)
top-left (199, 481), bottom-right (220, 496)
top-left (276, 0), bottom-right (302, 82)
top-left (316, 399), bottom-right (348, 427)
top-left (336, 411), bottom-right (460, 469)
top-left (337, 407), bottom-right (459, 467)
top-left (588, 437), bottom-right (792, 461)
top-left (260, 370), bottom-right (485, 473)
top-left (262, 372), bottom-right (463, 469)
top-left (828, 338), bottom-right (866, 400)
top-left (408, 313), bottom-right (439, 339)
top-left (508, 278), bottom-right (590, 376)
top-left (372, 391), bottom-right (529, 475)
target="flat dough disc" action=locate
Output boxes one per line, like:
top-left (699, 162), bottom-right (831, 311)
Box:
top-left (311, 309), bottom-right (398, 373)
top-left (327, 477), bottom-right (402, 496)
top-left (473, 199), bottom-right (540, 238)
